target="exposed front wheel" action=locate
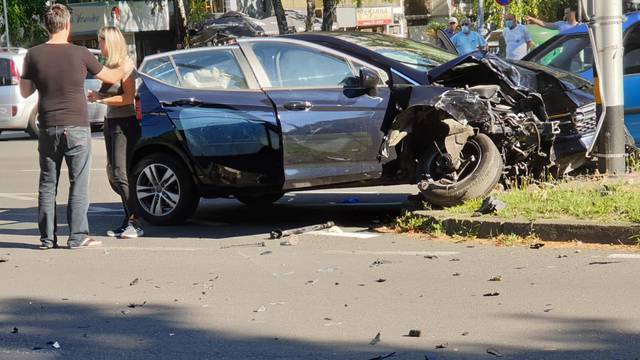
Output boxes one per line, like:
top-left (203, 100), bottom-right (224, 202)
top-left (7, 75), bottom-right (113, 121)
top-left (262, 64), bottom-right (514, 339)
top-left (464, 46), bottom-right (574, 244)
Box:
top-left (132, 154), bottom-right (199, 225)
top-left (418, 133), bottom-right (503, 207)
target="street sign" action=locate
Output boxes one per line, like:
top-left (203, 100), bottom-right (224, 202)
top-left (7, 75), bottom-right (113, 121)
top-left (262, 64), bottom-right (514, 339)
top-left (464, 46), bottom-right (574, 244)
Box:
top-left (495, 0), bottom-right (513, 5)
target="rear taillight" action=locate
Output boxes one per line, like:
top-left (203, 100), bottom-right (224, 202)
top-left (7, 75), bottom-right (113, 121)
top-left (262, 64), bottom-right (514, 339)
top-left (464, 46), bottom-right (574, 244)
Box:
top-left (11, 105), bottom-right (17, 117)
top-left (9, 59), bottom-right (19, 85)
top-left (135, 96), bottom-right (142, 121)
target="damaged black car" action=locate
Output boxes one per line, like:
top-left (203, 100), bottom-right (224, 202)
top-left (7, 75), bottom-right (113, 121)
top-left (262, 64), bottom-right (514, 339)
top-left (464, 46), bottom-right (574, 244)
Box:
top-left (134, 32), bottom-right (600, 224)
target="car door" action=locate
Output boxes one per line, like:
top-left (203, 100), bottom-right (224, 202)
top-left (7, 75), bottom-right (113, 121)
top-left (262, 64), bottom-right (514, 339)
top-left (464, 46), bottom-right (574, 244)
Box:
top-left (623, 23), bottom-right (640, 143)
top-left (138, 48), bottom-right (283, 188)
top-left (240, 39), bottom-right (390, 189)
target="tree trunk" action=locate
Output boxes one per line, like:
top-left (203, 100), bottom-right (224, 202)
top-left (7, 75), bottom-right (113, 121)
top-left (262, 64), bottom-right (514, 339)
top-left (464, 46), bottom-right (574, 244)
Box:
top-left (305, 0), bottom-right (316, 32)
top-left (321, 0), bottom-right (334, 31)
top-left (175, 0), bottom-right (188, 45)
top-left (271, 0), bottom-right (289, 34)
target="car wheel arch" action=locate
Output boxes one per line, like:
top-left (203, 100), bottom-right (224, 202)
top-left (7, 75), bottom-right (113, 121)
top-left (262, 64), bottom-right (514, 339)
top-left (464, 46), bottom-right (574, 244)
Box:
top-left (131, 143), bottom-right (199, 184)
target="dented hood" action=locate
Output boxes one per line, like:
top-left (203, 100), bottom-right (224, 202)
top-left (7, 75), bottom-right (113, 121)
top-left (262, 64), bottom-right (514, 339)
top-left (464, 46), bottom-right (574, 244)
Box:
top-left (427, 51), bottom-right (592, 93)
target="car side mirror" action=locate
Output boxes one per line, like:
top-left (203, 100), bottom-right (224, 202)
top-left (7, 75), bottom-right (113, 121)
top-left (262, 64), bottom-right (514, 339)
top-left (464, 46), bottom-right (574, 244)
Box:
top-left (360, 68), bottom-right (380, 96)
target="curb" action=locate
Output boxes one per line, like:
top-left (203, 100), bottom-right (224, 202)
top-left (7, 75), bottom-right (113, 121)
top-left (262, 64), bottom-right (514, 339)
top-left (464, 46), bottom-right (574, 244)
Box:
top-left (412, 210), bottom-right (640, 245)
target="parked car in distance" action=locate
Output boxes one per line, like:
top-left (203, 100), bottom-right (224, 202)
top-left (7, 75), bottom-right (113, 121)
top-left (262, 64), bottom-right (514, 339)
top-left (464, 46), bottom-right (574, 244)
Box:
top-left (134, 33), bottom-right (598, 225)
top-left (0, 47), bottom-right (106, 138)
top-left (522, 11), bottom-right (640, 142)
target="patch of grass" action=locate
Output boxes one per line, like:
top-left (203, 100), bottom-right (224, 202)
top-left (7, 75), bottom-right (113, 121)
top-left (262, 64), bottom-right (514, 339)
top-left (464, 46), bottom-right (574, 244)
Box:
top-left (394, 212), bottom-right (444, 236)
top-left (448, 180), bottom-right (640, 223)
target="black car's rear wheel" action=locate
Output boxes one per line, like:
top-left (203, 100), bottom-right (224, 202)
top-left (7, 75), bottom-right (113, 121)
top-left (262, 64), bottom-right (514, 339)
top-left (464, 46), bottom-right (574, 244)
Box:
top-left (418, 133), bottom-right (503, 207)
top-left (132, 154), bottom-right (199, 225)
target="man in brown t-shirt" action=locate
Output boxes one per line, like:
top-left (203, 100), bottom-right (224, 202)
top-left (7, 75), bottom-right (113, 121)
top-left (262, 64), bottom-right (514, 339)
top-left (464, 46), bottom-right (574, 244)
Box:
top-left (20, 4), bottom-right (132, 249)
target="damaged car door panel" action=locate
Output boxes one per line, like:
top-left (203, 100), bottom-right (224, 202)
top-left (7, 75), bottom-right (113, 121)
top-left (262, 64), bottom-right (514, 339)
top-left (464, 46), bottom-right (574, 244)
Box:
top-left (133, 35), bottom-right (599, 224)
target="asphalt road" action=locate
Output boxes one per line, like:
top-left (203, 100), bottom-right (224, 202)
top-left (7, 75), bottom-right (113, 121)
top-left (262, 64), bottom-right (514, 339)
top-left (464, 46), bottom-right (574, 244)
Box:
top-left (1, 131), bottom-right (640, 360)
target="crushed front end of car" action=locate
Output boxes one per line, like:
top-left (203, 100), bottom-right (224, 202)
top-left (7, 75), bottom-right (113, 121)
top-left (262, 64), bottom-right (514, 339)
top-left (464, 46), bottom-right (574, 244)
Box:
top-left (381, 52), bottom-right (599, 206)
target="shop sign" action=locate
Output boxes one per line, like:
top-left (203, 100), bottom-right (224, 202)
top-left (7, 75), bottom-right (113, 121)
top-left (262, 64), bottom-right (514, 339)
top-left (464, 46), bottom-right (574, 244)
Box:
top-left (70, 0), bottom-right (171, 34)
top-left (356, 7), bottom-right (393, 26)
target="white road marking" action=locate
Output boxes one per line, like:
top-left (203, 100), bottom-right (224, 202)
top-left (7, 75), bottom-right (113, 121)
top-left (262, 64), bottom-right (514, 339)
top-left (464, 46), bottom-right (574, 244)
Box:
top-left (608, 254), bottom-right (640, 259)
top-left (307, 230), bottom-right (379, 239)
top-left (0, 193), bottom-right (36, 201)
top-left (324, 250), bottom-right (460, 256)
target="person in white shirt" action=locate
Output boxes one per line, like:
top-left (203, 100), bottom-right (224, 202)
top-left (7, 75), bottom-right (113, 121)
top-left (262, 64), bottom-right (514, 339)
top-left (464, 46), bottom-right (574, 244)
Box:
top-left (503, 13), bottom-right (534, 60)
top-left (525, 7), bottom-right (579, 33)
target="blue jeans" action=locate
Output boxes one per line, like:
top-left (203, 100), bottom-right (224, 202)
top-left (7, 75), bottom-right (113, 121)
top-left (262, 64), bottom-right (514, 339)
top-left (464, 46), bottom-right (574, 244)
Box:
top-left (38, 126), bottom-right (92, 248)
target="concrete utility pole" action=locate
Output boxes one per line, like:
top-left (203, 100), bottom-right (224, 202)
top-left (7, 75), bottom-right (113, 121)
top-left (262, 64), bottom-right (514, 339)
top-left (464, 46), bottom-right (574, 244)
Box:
top-left (591, 0), bottom-right (626, 174)
top-left (2, 0), bottom-right (10, 47)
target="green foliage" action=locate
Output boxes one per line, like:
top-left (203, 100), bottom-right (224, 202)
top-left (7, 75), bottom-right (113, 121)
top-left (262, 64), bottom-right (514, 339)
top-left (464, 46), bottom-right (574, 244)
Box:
top-left (475, 0), bottom-right (578, 29)
top-left (449, 180), bottom-right (640, 224)
top-left (1, 0), bottom-right (48, 47)
top-left (427, 21), bottom-right (446, 33)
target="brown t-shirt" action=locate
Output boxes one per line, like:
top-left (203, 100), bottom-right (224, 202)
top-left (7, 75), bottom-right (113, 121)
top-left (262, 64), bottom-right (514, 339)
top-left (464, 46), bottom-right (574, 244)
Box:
top-left (22, 43), bottom-right (104, 127)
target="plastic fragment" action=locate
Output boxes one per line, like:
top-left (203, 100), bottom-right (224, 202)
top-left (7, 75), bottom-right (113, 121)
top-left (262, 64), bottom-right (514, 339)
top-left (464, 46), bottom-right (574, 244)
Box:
top-left (408, 329), bottom-right (421, 337)
top-left (487, 348), bottom-right (503, 357)
top-left (369, 332), bottom-right (381, 345)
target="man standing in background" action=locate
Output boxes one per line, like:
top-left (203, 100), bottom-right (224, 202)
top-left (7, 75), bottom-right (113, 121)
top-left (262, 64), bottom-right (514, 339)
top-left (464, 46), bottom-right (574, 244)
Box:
top-left (503, 13), bottom-right (534, 60)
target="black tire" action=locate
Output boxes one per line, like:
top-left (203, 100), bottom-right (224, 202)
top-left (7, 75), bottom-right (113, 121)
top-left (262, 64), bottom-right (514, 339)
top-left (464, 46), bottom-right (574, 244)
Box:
top-left (26, 109), bottom-right (39, 139)
top-left (131, 154), bottom-right (199, 225)
top-left (236, 193), bottom-right (283, 207)
top-left (419, 133), bottom-right (503, 207)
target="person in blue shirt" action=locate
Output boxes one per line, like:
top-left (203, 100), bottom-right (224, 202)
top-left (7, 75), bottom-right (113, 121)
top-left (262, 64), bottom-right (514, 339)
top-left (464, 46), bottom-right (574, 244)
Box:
top-left (525, 7), bottom-right (579, 33)
top-left (451, 19), bottom-right (487, 55)
top-left (503, 13), bottom-right (534, 60)
top-left (444, 17), bottom-right (458, 38)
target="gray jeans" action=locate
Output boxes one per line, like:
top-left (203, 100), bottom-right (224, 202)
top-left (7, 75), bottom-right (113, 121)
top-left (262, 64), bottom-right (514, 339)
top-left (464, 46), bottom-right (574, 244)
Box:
top-left (38, 126), bottom-right (92, 248)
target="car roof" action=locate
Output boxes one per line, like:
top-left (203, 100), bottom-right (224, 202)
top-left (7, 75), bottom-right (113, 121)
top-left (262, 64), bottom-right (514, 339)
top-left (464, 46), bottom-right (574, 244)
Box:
top-left (563, 11), bottom-right (640, 35)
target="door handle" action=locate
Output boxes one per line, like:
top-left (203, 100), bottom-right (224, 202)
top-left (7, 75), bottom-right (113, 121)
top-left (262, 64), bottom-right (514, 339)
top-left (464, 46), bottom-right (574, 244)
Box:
top-left (283, 101), bottom-right (312, 111)
top-left (161, 98), bottom-right (203, 107)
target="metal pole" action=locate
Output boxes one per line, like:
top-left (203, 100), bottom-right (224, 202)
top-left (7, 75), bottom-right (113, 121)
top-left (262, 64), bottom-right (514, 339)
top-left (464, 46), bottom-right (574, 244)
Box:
top-left (477, 0), bottom-right (484, 34)
top-left (593, 0), bottom-right (625, 174)
top-left (2, 0), bottom-right (10, 47)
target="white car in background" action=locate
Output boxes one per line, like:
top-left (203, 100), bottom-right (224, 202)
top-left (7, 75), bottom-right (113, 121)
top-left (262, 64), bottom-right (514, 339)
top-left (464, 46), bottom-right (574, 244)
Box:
top-left (0, 47), bottom-right (107, 138)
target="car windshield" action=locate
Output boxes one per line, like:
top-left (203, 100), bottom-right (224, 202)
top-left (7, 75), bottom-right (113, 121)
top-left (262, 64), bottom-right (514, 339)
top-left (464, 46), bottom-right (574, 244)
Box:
top-left (332, 33), bottom-right (457, 72)
top-left (526, 34), bottom-right (594, 74)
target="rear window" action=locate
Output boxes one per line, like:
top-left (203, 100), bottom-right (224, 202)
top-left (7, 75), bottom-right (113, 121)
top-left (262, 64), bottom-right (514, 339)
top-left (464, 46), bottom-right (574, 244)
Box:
top-left (0, 59), bottom-right (13, 86)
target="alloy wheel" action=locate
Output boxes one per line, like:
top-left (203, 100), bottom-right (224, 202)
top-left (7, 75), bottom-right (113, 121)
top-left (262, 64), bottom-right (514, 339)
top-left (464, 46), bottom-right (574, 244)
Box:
top-left (136, 163), bottom-right (181, 217)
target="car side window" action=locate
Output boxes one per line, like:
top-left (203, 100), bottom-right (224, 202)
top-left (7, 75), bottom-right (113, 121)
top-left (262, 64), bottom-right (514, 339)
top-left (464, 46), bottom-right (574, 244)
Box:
top-left (624, 24), bottom-right (640, 75)
top-left (251, 42), bottom-right (355, 88)
top-left (141, 57), bottom-right (180, 86)
top-left (532, 35), bottom-right (593, 74)
top-left (172, 50), bottom-right (248, 90)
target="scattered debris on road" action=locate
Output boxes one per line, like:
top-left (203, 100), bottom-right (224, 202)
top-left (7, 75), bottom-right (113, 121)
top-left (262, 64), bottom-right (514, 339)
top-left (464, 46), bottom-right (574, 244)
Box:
top-left (369, 352), bottom-right (396, 360)
top-left (260, 251), bottom-right (272, 256)
top-left (473, 196), bottom-right (507, 216)
top-left (129, 278), bottom-right (139, 286)
top-left (530, 243), bottom-right (545, 249)
top-left (375, 278), bottom-right (387, 283)
top-left (305, 279), bottom-right (319, 285)
top-left (254, 305), bottom-right (266, 313)
top-left (453, 272), bottom-right (461, 276)
top-left (435, 343), bottom-right (448, 349)
top-left (483, 292), bottom-right (500, 297)
top-left (370, 259), bottom-right (392, 267)
top-left (557, 255), bottom-right (568, 258)
top-left (424, 255), bottom-right (438, 260)
top-left (10, 327), bottom-right (18, 334)
top-left (127, 301), bottom-right (147, 308)
top-left (461, 331), bottom-right (469, 336)
top-left (450, 258), bottom-right (461, 262)
top-left (270, 221), bottom-right (335, 239)
top-left (369, 332), bottom-right (381, 345)
top-left (588, 261), bottom-right (622, 265)
top-left (487, 347), bottom-right (503, 357)
top-left (221, 241), bottom-right (266, 249)
top-left (46, 341), bottom-right (60, 349)
top-left (0, 258), bottom-right (8, 263)
top-left (407, 329), bottom-right (422, 337)
top-left (488, 275), bottom-right (503, 282)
